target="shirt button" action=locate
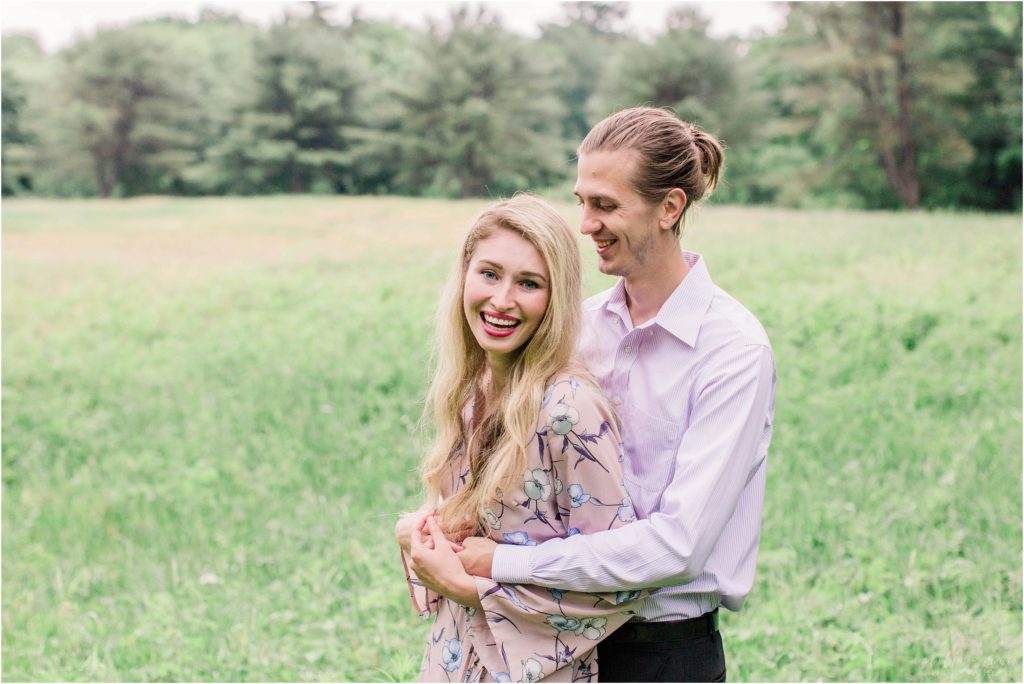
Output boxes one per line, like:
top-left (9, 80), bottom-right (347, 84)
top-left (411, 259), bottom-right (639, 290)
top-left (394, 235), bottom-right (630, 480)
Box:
top-left (614, 397), bottom-right (622, 406)
top-left (624, 345), bottom-right (633, 354)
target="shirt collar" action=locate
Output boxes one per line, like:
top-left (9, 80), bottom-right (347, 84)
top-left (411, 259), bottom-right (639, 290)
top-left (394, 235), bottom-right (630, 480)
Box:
top-left (584, 277), bottom-right (631, 330)
top-left (655, 251), bottom-right (715, 346)
top-left (590, 251), bottom-right (715, 347)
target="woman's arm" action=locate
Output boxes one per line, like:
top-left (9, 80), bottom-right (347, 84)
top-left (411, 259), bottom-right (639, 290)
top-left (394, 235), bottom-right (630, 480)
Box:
top-left (405, 514), bottom-right (482, 610)
top-left (399, 508), bottom-right (476, 617)
top-left (396, 509), bottom-right (476, 554)
top-left (397, 504), bottom-right (479, 617)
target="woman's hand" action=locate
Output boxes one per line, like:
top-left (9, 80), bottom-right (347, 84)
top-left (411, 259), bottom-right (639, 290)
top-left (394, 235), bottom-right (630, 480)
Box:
top-left (407, 514), bottom-right (482, 609)
top-left (396, 510), bottom-right (476, 554)
top-left (395, 510), bottom-right (427, 553)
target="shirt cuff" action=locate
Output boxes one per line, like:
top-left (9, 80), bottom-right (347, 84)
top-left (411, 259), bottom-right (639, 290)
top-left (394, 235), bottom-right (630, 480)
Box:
top-left (491, 543), bottom-right (534, 584)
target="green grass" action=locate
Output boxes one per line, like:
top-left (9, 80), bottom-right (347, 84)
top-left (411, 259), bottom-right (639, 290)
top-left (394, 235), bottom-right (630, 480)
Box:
top-left (2, 197), bottom-right (1021, 681)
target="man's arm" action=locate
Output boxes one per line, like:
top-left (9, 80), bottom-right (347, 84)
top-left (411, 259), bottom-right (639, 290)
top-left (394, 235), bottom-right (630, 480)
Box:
top-left (484, 344), bottom-right (775, 593)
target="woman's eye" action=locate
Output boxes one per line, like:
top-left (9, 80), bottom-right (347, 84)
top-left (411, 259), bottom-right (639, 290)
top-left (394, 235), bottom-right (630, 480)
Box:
top-left (521, 280), bottom-right (539, 290)
top-left (481, 269), bottom-right (498, 280)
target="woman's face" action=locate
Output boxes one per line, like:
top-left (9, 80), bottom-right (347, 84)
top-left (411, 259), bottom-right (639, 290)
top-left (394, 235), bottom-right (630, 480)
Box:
top-left (463, 228), bottom-right (551, 372)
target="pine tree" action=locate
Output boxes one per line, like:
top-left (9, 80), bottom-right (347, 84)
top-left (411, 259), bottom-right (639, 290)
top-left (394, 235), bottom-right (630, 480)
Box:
top-left (59, 26), bottom-right (198, 196)
top-left (384, 7), bottom-right (567, 198)
top-left (200, 15), bottom-right (364, 194)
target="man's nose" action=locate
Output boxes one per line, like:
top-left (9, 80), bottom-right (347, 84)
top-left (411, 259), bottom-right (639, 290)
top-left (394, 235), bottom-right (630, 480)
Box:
top-left (579, 208), bottom-right (601, 235)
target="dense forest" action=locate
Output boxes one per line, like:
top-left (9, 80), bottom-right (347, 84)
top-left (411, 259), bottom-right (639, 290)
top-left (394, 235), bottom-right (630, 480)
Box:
top-left (2, 2), bottom-right (1021, 210)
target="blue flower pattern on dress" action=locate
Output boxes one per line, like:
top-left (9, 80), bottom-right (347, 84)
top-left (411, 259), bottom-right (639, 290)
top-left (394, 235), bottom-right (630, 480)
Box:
top-left (501, 531), bottom-right (538, 546)
top-left (616, 496), bottom-right (636, 523)
top-left (545, 614), bottom-right (583, 633)
top-left (579, 617), bottom-right (607, 640)
top-left (403, 374), bottom-right (643, 682)
top-left (568, 483), bottom-right (590, 508)
top-left (521, 658), bottom-right (543, 683)
top-left (441, 638), bottom-right (463, 672)
top-left (523, 469), bottom-right (552, 501)
top-left (547, 402), bottom-right (579, 436)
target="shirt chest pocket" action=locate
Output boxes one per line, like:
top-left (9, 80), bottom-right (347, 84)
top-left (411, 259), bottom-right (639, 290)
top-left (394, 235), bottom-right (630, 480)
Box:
top-left (620, 402), bottom-right (683, 520)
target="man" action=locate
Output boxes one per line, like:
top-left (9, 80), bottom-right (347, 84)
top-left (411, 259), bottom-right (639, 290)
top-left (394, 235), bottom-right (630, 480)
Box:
top-left (457, 107), bottom-right (777, 682)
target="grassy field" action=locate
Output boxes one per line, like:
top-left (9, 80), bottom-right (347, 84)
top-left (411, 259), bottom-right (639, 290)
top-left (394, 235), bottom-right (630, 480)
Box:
top-left (2, 196), bottom-right (1021, 682)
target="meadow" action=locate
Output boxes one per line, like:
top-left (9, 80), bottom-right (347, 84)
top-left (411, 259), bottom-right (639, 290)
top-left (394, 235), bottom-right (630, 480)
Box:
top-left (2, 196), bottom-right (1021, 682)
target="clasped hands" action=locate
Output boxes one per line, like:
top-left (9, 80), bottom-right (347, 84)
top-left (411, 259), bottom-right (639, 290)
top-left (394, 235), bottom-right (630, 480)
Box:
top-left (395, 510), bottom-right (498, 609)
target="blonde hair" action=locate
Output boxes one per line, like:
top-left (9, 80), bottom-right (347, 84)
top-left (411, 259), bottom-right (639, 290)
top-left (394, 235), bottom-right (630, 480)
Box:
top-left (580, 106), bottom-right (725, 236)
top-left (420, 193), bottom-right (583, 530)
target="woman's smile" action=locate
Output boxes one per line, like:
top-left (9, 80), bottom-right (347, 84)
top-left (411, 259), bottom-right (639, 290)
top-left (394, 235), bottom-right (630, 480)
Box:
top-left (480, 311), bottom-right (521, 336)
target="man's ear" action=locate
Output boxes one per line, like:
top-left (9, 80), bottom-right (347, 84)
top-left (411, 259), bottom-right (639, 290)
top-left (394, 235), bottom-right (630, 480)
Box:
top-left (659, 188), bottom-right (687, 231)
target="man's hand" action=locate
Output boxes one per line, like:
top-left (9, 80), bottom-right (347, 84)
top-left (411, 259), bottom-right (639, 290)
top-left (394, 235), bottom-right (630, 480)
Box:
top-left (456, 536), bottom-right (498, 579)
top-left (408, 514), bottom-right (482, 609)
top-left (396, 510), bottom-right (475, 553)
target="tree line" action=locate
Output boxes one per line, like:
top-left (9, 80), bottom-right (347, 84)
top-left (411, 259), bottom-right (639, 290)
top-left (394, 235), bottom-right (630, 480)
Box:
top-left (2, 2), bottom-right (1020, 210)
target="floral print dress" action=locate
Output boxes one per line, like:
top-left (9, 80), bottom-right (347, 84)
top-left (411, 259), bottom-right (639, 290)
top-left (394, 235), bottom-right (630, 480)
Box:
top-left (402, 373), bottom-right (643, 682)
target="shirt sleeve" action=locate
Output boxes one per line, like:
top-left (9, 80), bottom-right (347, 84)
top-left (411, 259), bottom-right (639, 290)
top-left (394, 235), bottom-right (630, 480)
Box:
top-left (492, 344), bottom-right (775, 592)
top-left (467, 377), bottom-right (645, 682)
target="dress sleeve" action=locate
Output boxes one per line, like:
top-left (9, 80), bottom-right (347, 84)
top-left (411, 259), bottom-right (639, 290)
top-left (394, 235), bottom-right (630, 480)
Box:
top-left (401, 549), bottom-right (441, 618)
top-left (471, 376), bottom-right (646, 681)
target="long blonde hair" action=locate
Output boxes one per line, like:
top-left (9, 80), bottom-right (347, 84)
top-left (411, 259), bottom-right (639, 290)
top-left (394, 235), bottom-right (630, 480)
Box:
top-left (420, 193), bottom-right (583, 530)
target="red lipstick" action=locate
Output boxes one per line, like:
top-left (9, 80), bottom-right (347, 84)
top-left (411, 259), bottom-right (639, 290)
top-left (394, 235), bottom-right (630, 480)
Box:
top-left (480, 311), bottom-right (521, 337)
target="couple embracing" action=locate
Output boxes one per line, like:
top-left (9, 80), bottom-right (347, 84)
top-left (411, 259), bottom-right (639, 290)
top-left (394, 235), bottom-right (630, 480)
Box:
top-left (396, 107), bottom-right (776, 683)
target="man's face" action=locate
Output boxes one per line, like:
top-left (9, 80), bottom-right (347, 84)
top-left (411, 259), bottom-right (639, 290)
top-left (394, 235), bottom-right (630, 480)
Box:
top-left (573, 149), bottom-right (663, 280)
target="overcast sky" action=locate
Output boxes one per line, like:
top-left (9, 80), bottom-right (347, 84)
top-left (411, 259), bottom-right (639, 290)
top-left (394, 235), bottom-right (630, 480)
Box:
top-left (2, 1), bottom-right (787, 52)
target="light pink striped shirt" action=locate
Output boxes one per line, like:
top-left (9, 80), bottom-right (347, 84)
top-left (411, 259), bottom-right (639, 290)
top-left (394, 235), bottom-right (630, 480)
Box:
top-left (493, 251), bottom-right (776, 621)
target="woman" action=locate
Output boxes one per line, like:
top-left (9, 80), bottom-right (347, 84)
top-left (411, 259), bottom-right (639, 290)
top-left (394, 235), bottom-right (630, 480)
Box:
top-left (396, 194), bottom-right (643, 682)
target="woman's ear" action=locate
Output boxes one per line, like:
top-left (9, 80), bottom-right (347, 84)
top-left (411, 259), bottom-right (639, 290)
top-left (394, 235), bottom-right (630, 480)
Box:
top-left (659, 188), bottom-right (687, 232)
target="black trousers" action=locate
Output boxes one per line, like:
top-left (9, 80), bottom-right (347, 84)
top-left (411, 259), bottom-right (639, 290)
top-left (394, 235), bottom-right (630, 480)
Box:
top-left (597, 624), bottom-right (727, 682)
